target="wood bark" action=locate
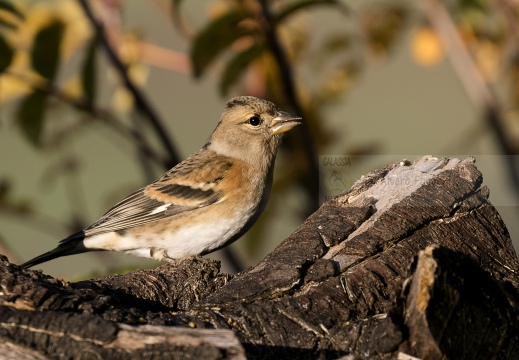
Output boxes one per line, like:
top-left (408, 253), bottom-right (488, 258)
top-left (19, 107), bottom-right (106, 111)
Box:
top-left (1, 156), bottom-right (518, 359)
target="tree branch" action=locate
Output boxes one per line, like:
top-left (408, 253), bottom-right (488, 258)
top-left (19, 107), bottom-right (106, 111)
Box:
top-left (8, 71), bottom-right (168, 167)
top-left (257, 0), bottom-right (321, 210)
top-left (77, 0), bottom-right (181, 168)
top-left (2, 156), bottom-right (519, 359)
top-left (423, 0), bottom-right (519, 205)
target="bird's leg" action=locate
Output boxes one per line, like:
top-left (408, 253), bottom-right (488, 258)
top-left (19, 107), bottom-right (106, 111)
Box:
top-left (160, 251), bottom-right (197, 265)
top-left (150, 247), bottom-right (168, 262)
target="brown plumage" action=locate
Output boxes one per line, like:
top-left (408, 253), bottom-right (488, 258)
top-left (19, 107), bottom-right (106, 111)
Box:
top-left (22, 96), bottom-right (301, 269)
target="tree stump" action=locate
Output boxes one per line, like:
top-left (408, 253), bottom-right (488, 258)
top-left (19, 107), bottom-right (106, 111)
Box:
top-left (1, 156), bottom-right (518, 359)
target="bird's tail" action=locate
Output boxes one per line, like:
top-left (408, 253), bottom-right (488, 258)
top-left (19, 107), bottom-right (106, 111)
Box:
top-left (21, 233), bottom-right (88, 269)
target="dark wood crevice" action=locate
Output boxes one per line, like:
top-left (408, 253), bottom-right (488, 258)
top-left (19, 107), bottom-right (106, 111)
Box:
top-left (1, 156), bottom-right (518, 359)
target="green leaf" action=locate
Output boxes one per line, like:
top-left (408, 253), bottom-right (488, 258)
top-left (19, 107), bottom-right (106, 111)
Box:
top-left (0, 0), bottom-right (24, 19)
top-left (219, 44), bottom-right (264, 95)
top-left (275, 0), bottom-right (348, 24)
top-left (81, 34), bottom-right (99, 107)
top-left (190, 10), bottom-right (253, 77)
top-left (31, 20), bottom-right (65, 80)
top-left (17, 90), bottom-right (48, 146)
top-left (0, 34), bottom-right (13, 73)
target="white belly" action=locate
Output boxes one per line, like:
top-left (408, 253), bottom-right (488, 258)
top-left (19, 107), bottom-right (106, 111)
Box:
top-left (152, 217), bottom-right (242, 258)
top-left (82, 216), bottom-right (245, 261)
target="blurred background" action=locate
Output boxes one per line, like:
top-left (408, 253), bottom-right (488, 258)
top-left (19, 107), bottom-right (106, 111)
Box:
top-left (1, 0), bottom-right (518, 279)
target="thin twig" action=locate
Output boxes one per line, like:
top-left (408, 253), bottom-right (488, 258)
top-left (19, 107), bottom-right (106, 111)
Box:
top-left (137, 41), bottom-right (191, 74)
top-left (257, 0), bottom-right (321, 210)
top-left (8, 71), bottom-right (167, 166)
top-left (423, 0), bottom-right (493, 106)
top-left (424, 0), bottom-right (519, 203)
top-left (78, 0), bottom-right (181, 168)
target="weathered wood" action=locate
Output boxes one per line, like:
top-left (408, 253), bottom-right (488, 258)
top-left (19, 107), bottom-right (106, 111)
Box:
top-left (1, 156), bottom-right (518, 359)
top-left (401, 246), bottom-right (519, 359)
top-left (0, 305), bottom-right (245, 359)
top-left (0, 341), bottom-right (50, 360)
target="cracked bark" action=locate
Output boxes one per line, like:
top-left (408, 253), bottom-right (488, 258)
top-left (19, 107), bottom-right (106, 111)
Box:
top-left (1, 156), bottom-right (518, 359)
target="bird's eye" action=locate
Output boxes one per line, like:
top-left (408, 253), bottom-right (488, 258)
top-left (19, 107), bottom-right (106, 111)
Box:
top-left (248, 116), bottom-right (261, 126)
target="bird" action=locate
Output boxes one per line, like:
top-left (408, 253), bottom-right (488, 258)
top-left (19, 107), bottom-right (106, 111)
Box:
top-left (21, 96), bottom-right (301, 269)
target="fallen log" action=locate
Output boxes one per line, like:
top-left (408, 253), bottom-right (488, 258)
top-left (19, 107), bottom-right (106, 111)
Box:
top-left (1, 156), bottom-right (518, 359)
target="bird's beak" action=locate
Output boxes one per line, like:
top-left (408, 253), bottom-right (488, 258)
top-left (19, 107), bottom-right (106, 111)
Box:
top-left (270, 111), bottom-right (302, 135)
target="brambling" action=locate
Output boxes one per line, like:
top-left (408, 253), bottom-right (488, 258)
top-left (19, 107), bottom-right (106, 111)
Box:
top-left (22, 96), bottom-right (301, 268)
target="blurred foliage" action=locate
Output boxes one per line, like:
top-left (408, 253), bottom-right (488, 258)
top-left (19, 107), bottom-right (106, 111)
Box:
top-left (0, 0), bottom-right (518, 269)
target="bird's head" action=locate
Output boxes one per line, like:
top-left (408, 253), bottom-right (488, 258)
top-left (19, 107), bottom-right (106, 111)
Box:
top-left (207, 96), bottom-right (301, 164)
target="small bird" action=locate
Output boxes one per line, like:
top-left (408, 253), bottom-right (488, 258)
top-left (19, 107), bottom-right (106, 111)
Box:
top-left (22, 96), bottom-right (301, 268)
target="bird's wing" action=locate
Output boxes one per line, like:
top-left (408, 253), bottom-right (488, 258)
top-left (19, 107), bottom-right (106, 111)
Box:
top-left (70, 151), bottom-right (234, 239)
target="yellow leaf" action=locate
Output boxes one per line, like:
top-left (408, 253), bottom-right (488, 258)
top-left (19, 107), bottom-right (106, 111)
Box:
top-left (61, 75), bottom-right (82, 99)
top-left (411, 26), bottom-right (444, 67)
top-left (119, 32), bottom-right (142, 65)
top-left (55, 0), bottom-right (92, 59)
top-left (112, 87), bottom-right (134, 114)
top-left (475, 40), bottom-right (500, 83)
top-left (11, 0), bottom-right (90, 60)
top-left (128, 63), bottom-right (149, 86)
top-left (0, 73), bottom-right (32, 103)
top-left (0, 51), bottom-right (33, 103)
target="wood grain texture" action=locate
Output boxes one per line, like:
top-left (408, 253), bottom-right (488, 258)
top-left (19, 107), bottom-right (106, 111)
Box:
top-left (1, 156), bottom-right (518, 359)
